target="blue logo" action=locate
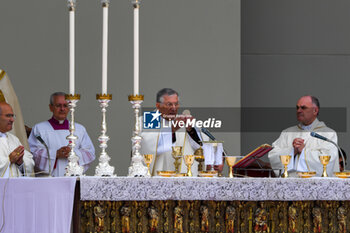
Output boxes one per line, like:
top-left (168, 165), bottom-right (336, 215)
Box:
top-left (143, 110), bottom-right (161, 129)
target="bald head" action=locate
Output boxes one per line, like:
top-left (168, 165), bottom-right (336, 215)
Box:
top-left (0, 102), bottom-right (15, 133)
top-left (296, 96), bottom-right (319, 126)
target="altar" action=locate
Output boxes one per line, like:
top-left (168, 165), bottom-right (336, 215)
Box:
top-left (75, 177), bottom-right (350, 233)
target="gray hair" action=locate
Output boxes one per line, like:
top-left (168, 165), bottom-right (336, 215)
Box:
top-left (50, 92), bottom-right (66, 105)
top-left (156, 88), bottom-right (179, 103)
top-left (310, 96), bottom-right (320, 109)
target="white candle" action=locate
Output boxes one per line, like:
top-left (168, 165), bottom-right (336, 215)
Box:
top-left (102, 6), bottom-right (108, 95)
top-left (69, 10), bottom-right (75, 95)
top-left (133, 6), bottom-right (139, 96)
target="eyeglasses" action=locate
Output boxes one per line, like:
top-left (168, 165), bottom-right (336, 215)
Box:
top-left (1, 114), bottom-right (16, 119)
top-left (53, 104), bottom-right (68, 108)
top-left (296, 105), bottom-right (313, 110)
top-left (162, 102), bottom-right (179, 108)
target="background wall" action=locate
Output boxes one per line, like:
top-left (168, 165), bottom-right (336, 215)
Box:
top-left (242, 0), bottom-right (350, 167)
top-left (0, 0), bottom-right (240, 175)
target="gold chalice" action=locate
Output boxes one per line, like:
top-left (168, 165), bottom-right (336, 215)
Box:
top-left (319, 155), bottom-right (331, 177)
top-left (194, 146), bottom-right (204, 172)
top-left (184, 155), bottom-right (195, 177)
top-left (143, 154), bottom-right (153, 177)
top-left (280, 155), bottom-right (292, 178)
top-left (172, 146), bottom-right (183, 173)
top-left (225, 156), bottom-right (239, 178)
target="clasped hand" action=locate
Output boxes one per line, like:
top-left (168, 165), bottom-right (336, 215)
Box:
top-left (293, 138), bottom-right (305, 155)
top-left (9, 146), bottom-right (24, 165)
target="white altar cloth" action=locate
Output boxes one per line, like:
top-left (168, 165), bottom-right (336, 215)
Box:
top-left (80, 177), bottom-right (350, 201)
top-left (0, 177), bottom-right (76, 233)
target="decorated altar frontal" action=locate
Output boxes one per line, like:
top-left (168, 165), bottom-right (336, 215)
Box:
top-left (76, 177), bottom-right (350, 233)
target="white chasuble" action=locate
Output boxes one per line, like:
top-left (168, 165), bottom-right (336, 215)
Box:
top-left (268, 119), bottom-right (339, 177)
top-left (0, 133), bottom-right (34, 177)
top-left (140, 119), bottom-right (208, 176)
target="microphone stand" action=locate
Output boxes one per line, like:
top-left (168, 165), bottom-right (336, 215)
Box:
top-left (310, 132), bottom-right (347, 172)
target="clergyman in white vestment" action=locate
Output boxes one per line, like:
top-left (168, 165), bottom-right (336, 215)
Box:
top-left (0, 102), bottom-right (34, 177)
top-left (139, 88), bottom-right (221, 176)
top-left (28, 92), bottom-right (95, 177)
top-left (268, 96), bottom-right (339, 177)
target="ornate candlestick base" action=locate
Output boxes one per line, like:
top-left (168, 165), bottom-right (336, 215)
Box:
top-left (127, 95), bottom-right (149, 177)
top-left (95, 94), bottom-right (115, 177)
top-left (65, 94), bottom-right (84, 176)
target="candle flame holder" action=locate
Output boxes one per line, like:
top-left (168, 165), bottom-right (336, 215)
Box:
top-left (65, 94), bottom-right (84, 176)
top-left (95, 94), bottom-right (115, 176)
top-left (127, 95), bottom-right (149, 177)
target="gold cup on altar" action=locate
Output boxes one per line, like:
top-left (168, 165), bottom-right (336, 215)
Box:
top-left (143, 154), bottom-right (153, 177)
top-left (225, 156), bottom-right (239, 178)
top-left (319, 155), bottom-right (331, 177)
top-left (280, 155), bottom-right (292, 178)
top-left (172, 146), bottom-right (183, 173)
top-left (194, 146), bottom-right (205, 172)
top-left (184, 155), bottom-right (195, 177)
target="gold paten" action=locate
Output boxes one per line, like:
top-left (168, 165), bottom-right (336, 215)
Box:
top-left (175, 173), bottom-right (187, 177)
top-left (157, 171), bottom-right (176, 177)
top-left (128, 94), bottom-right (144, 101)
top-left (334, 172), bottom-right (350, 179)
top-left (65, 94), bottom-right (81, 100)
top-left (198, 171), bottom-right (218, 178)
top-left (96, 93), bottom-right (112, 100)
top-left (298, 171), bottom-right (316, 178)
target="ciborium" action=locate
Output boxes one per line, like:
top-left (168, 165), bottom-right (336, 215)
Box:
top-left (143, 154), bottom-right (153, 177)
top-left (184, 155), bottom-right (194, 177)
top-left (172, 146), bottom-right (183, 173)
top-left (225, 156), bottom-right (238, 178)
top-left (319, 155), bottom-right (331, 177)
top-left (280, 155), bottom-right (292, 178)
top-left (194, 146), bottom-right (204, 172)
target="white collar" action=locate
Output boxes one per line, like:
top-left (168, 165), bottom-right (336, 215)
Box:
top-left (0, 132), bottom-right (7, 138)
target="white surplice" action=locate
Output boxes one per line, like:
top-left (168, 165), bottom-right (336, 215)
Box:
top-left (0, 132), bottom-right (34, 177)
top-left (140, 118), bottom-right (209, 176)
top-left (268, 118), bottom-right (339, 177)
top-left (28, 121), bottom-right (95, 177)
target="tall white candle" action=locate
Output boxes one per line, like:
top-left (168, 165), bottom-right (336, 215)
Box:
top-left (102, 6), bottom-right (108, 95)
top-left (133, 6), bottom-right (139, 96)
top-left (69, 10), bottom-right (75, 95)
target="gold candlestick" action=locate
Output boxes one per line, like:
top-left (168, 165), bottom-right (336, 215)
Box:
top-left (225, 156), bottom-right (238, 178)
top-left (172, 146), bottom-right (183, 173)
top-left (143, 154), bottom-right (153, 177)
top-left (319, 155), bottom-right (331, 177)
top-left (280, 155), bottom-right (292, 178)
top-left (184, 155), bottom-right (194, 177)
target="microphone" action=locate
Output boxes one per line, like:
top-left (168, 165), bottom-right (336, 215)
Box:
top-left (310, 132), bottom-right (330, 142)
top-left (310, 132), bottom-right (346, 172)
top-left (35, 135), bottom-right (52, 177)
top-left (201, 128), bottom-right (216, 141)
